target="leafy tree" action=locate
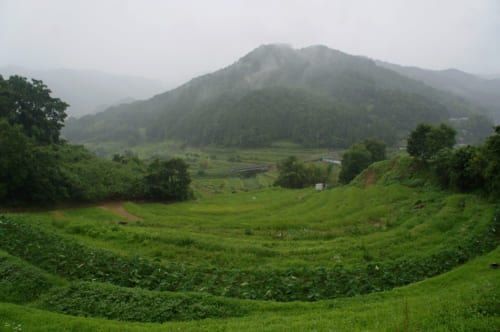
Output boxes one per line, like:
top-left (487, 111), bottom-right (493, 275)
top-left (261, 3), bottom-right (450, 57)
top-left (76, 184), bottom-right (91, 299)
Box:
top-left (407, 123), bottom-right (456, 161)
top-left (144, 158), bottom-right (192, 201)
top-left (0, 75), bottom-right (195, 206)
top-left (339, 139), bottom-right (387, 184)
top-left (0, 75), bottom-right (68, 144)
top-left (274, 156), bottom-right (308, 189)
top-left (0, 121), bottom-right (70, 204)
top-left (432, 146), bottom-right (484, 192)
top-left (339, 143), bottom-right (372, 184)
top-left (448, 146), bottom-right (484, 192)
top-left (274, 156), bottom-right (332, 188)
top-left (481, 126), bottom-right (500, 197)
top-left (363, 138), bottom-right (387, 162)
top-left (0, 120), bottom-right (33, 202)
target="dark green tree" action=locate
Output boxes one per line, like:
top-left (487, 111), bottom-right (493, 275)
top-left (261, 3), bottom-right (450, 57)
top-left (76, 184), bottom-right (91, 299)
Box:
top-left (338, 139), bottom-right (387, 184)
top-left (407, 123), bottom-right (456, 161)
top-left (432, 146), bottom-right (484, 192)
top-left (144, 158), bottom-right (192, 201)
top-left (274, 156), bottom-right (308, 189)
top-left (339, 143), bottom-right (372, 184)
top-left (274, 156), bottom-right (331, 188)
top-left (0, 75), bottom-right (68, 144)
top-left (0, 120), bottom-right (71, 204)
top-left (481, 126), bottom-right (500, 197)
top-left (363, 138), bottom-right (387, 162)
top-left (0, 120), bottom-right (33, 202)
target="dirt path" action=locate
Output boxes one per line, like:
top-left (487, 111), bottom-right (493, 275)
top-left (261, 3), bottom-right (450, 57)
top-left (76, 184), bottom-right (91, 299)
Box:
top-left (364, 169), bottom-right (377, 186)
top-left (51, 210), bottom-right (65, 219)
top-left (98, 202), bottom-right (143, 221)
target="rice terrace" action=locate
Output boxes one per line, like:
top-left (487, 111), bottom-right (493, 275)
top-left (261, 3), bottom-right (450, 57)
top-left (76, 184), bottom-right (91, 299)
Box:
top-left (0, 152), bottom-right (499, 330)
top-left (2, 6), bottom-right (500, 329)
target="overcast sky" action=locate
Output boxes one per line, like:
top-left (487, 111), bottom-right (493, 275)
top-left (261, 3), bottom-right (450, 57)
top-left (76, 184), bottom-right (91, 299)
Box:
top-left (1, 0), bottom-right (499, 87)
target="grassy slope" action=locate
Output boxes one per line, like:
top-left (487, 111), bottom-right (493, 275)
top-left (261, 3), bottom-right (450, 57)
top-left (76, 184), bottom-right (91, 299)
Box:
top-left (0, 157), bottom-right (499, 331)
top-left (0, 248), bottom-right (498, 331)
top-left (15, 185), bottom-right (494, 270)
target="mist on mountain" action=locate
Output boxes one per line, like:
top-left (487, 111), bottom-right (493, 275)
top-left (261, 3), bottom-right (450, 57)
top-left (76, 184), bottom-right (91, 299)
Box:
top-left (62, 44), bottom-right (494, 148)
top-left (0, 66), bottom-right (167, 118)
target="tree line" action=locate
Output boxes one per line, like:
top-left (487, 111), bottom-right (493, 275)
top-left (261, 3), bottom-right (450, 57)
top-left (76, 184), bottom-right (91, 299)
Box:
top-left (0, 75), bottom-right (192, 206)
top-left (276, 121), bottom-right (500, 200)
top-left (407, 122), bottom-right (500, 197)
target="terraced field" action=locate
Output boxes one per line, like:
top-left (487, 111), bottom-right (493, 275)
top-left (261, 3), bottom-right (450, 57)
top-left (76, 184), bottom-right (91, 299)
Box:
top-left (0, 158), bottom-right (499, 331)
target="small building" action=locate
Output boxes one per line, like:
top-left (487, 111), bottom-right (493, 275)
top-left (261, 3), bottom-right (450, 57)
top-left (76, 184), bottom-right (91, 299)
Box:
top-left (315, 183), bottom-right (324, 191)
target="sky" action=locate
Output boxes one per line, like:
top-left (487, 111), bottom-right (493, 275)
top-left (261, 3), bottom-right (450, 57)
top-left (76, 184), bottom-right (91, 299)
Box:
top-left (1, 0), bottom-right (499, 87)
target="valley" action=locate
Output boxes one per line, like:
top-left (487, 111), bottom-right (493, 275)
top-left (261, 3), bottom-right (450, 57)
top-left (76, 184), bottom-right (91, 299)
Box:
top-left (2, 40), bottom-right (500, 331)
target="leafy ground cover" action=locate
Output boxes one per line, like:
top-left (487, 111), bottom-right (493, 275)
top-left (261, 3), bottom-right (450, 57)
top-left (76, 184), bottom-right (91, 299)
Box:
top-left (0, 248), bottom-right (498, 331)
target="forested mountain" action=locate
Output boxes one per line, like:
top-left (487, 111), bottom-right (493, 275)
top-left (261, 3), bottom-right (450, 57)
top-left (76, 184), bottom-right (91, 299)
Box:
top-left (0, 66), bottom-right (166, 117)
top-left (62, 44), bottom-right (493, 148)
top-left (376, 61), bottom-right (500, 123)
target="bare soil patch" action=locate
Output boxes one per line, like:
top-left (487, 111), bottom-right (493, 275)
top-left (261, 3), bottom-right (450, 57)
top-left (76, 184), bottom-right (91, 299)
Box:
top-left (99, 202), bottom-right (142, 221)
top-left (51, 210), bottom-right (65, 219)
top-left (364, 169), bottom-right (377, 186)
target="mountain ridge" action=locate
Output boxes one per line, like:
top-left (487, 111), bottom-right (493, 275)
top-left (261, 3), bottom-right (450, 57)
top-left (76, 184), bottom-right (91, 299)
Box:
top-left (375, 60), bottom-right (500, 123)
top-left (62, 44), bottom-right (494, 148)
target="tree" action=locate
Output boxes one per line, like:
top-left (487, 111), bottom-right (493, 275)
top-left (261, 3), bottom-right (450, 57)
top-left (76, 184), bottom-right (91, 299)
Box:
top-left (274, 156), bottom-right (307, 189)
top-left (274, 156), bottom-right (332, 189)
top-left (407, 123), bottom-right (456, 161)
top-left (432, 146), bottom-right (484, 192)
top-left (0, 120), bottom-right (71, 204)
top-left (339, 143), bottom-right (372, 184)
top-left (363, 138), bottom-right (386, 162)
top-left (0, 75), bottom-right (68, 144)
top-left (338, 139), bottom-right (387, 184)
top-left (144, 158), bottom-right (192, 201)
top-left (481, 126), bottom-right (500, 197)
top-left (0, 120), bottom-right (33, 202)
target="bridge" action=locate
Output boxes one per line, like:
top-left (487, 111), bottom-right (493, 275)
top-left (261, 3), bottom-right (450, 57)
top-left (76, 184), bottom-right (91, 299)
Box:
top-left (231, 164), bottom-right (271, 174)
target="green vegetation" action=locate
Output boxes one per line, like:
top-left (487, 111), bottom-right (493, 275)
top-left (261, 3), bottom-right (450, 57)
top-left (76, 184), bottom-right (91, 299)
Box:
top-left (5, 250), bottom-right (500, 331)
top-left (1, 134), bottom-right (499, 329)
top-left (407, 123), bottom-right (500, 199)
top-left (0, 75), bottom-right (192, 206)
top-left (274, 156), bottom-right (332, 188)
top-left (0, 166), bottom-right (499, 329)
top-left (0, 75), bottom-right (67, 144)
top-left (339, 138), bottom-right (386, 184)
top-left (407, 123), bottom-right (456, 161)
top-left (2, 64), bottom-right (499, 330)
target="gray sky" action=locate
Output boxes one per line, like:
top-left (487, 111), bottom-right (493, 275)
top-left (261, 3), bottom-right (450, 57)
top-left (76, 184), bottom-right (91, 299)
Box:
top-left (1, 0), bottom-right (499, 87)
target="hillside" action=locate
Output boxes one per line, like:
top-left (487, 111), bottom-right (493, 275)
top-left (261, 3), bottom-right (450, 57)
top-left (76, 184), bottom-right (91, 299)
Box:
top-left (0, 66), bottom-right (166, 117)
top-left (376, 60), bottom-right (500, 123)
top-left (0, 156), bottom-right (499, 330)
top-left (62, 44), bottom-right (493, 148)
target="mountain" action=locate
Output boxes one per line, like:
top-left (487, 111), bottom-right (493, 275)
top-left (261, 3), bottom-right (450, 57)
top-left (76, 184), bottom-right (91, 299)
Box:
top-left (62, 44), bottom-right (494, 148)
top-left (0, 66), bottom-right (166, 117)
top-left (375, 61), bottom-right (500, 123)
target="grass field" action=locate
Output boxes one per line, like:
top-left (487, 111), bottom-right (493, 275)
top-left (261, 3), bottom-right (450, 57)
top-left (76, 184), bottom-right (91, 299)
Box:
top-left (0, 157), bottom-right (499, 331)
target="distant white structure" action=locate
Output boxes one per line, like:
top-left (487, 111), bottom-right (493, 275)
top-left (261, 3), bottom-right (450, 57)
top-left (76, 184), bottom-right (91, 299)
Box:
top-left (315, 183), bottom-right (324, 191)
top-left (322, 158), bottom-right (341, 165)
